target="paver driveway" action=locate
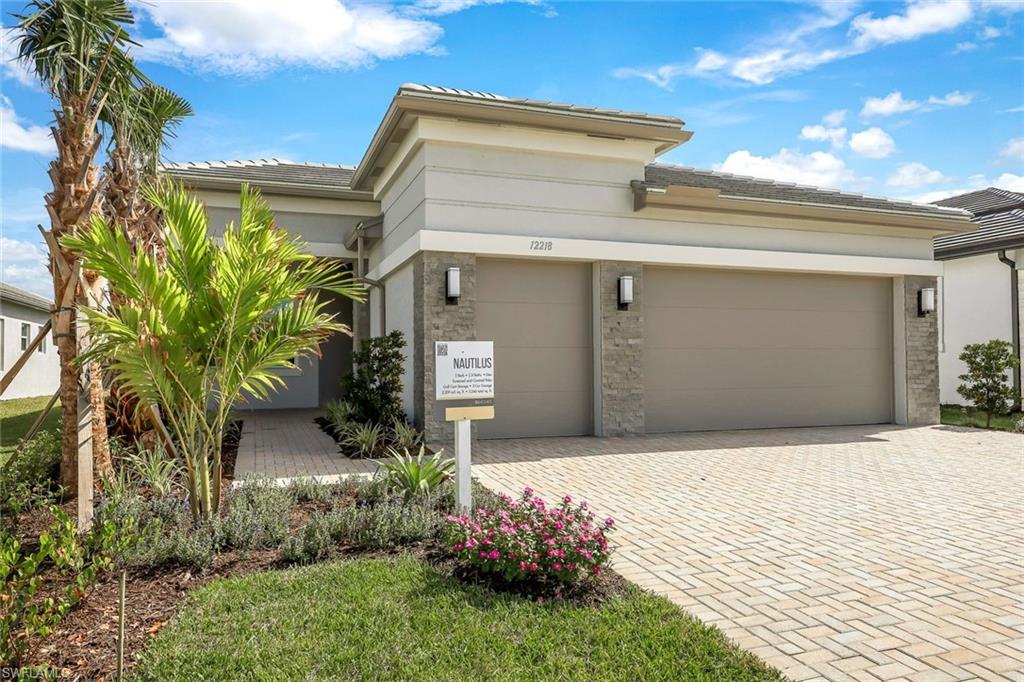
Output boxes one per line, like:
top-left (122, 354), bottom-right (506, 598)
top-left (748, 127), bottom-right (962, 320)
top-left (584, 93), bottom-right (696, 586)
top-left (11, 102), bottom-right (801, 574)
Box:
top-left (473, 425), bottom-right (1024, 681)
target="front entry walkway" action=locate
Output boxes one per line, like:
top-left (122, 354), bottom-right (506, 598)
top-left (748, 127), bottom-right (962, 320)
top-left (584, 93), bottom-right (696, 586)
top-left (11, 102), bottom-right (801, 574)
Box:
top-left (473, 425), bottom-right (1024, 681)
top-left (234, 409), bottom-right (376, 480)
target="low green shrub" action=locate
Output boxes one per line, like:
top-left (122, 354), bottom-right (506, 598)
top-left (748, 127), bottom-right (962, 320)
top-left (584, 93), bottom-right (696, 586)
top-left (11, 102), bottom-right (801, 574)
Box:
top-left (323, 399), bottom-right (356, 431)
top-left (0, 429), bottom-right (62, 515)
top-left (377, 446), bottom-right (453, 501)
top-left (342, 422), bottom-right (384, 459)
top-left (288, 475), bottom-right (333, 503)
top-left (126, 526), bottom-right (217, 572)
top-left (116, 441), bottom-right (183, 497)
top-left (390, 420), bottom-right (422, 451)
top-left (214, 477), bottom-right (293, 550)
top-left (343, 331), bottom-right (406, 426)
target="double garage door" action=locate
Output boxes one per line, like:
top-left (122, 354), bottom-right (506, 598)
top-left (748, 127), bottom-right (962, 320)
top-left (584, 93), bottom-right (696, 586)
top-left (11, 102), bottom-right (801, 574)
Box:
top-left (475, 259), bottom-right (893, 438)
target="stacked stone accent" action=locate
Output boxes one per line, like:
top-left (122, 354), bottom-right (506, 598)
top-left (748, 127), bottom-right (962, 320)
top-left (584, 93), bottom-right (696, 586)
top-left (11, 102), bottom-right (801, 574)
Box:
top-left (413, 251), bottom-right (477, 445)
top-left (598, 262), bottom-right (645, 436)
top-left (903, 275), bottom-right (940, 425)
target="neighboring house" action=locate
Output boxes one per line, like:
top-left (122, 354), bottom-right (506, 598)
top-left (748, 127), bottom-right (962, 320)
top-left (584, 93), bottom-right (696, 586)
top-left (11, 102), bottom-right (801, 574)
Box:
top-left (0, 282), bottom-right (59, 400)
top-left (933, 187), bottom-right (1024, 407)
top-left (166, 83), bottom-right (973, 442)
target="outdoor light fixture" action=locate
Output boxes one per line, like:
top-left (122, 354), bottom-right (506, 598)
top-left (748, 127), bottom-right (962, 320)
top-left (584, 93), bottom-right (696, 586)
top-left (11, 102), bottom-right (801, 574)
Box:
top-left (618, 275), bottom-right (634, 310)
top-left (446, 267), bottom-right (461, 304)
top-left (918, 287), bottom-right (936, 317)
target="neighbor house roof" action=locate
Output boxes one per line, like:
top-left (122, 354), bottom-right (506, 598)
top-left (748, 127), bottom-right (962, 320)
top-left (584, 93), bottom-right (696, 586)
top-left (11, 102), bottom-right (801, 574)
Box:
top-left (932, 187), bottom-right (1024, 259)
top-left (638, 164), bottom-right (972, 226)
top-left (0, 282), bottom-right (52, 313)
top-left (163, 159), bottom-right (367, 200)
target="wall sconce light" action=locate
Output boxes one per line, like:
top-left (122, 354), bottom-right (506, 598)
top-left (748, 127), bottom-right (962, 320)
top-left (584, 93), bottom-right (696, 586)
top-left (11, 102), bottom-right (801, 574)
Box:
top-left (918, 287), bottom-right (935, 317)
top-left (446, 267), bottom-right (461, 304)
top-left (618, 275), bottom-right (634, 310)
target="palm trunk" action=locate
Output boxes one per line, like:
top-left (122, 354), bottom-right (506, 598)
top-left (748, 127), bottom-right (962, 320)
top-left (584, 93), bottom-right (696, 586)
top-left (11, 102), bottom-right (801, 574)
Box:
top-left (47, 94), bottom-right (112, 493)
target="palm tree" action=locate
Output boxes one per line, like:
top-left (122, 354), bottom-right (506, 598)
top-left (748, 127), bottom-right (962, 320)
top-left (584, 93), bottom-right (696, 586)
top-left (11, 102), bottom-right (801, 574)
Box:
top-left (65, 184), bottom-right (365, 520)
top-left (103, 83), bottom-right (193, 258)
top-left (102, 83), bottom-right (192, 439)
top-left (15, 0), bottom-right (142, 490)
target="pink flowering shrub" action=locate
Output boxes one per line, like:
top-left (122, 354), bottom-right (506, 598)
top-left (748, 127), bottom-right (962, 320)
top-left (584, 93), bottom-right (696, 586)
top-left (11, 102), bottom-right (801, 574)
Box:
top-left (444, 487), bottom-right (615, 585)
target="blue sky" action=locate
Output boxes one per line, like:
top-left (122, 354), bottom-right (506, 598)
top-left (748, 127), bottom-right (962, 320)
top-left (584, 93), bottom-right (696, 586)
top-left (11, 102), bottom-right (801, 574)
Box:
top-left (2, 0), bottom-right (1023, 294)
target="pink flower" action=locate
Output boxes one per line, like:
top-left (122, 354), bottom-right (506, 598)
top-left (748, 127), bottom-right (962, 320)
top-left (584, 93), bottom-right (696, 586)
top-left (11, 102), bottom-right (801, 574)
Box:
top-left (454, 543), bottom-right (463, 551)
top-left (523, 487), bottom-right (534, 496)
top-left (553, 562), bottom-right (562, 570)
top-left (605, 518), bottom-right (615, 527)
top-left (563, 495), bottom-right (572, 504)
top-left (489, 549), bottom-right (500, 560)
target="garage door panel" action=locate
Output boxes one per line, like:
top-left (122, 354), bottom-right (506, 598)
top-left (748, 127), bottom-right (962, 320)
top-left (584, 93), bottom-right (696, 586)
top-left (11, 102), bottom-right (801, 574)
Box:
top-left (645, 348), bottom-right (891, 391)
top-left (485, 391), bottom-right (592, 439)
top-left (646, 383), bottom-right (891, 432)
top-left (646, 268), bottom-right (891, 312)
top-left (476, 303), bottom-right (590, 347)
top-left (477, 259), bottom-right (590, 304)
top-left (646, 309), bottom-right (890, 350)
top-left (476, 259), bottom-right (592, 439)
top-left (493, 347), bottom-right (591, 394)
top-left (645, 267), bottom-right (892, 432)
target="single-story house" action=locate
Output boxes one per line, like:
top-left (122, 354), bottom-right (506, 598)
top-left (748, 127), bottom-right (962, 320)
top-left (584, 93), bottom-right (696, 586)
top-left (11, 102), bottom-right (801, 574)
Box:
top-left (0, 282), bottom-right (59, 400)
top-left (933, 187), bottom-right (1024, 407)
top-left (166, 83), bottom-right (973, 443)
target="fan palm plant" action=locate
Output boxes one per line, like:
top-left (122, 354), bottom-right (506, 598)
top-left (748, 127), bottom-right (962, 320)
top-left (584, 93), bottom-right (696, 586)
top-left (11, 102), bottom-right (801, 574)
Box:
top-left (15, 0), bottom-right (142, 489)
top-left (64, 183), bottom-right (364, 520)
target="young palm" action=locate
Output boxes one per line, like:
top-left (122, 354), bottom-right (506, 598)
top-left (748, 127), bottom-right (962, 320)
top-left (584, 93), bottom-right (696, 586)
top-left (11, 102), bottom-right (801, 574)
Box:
top-left (65, 184), bottom-right (365, 521)
top-left (15, 0), bottom-right (141, 489)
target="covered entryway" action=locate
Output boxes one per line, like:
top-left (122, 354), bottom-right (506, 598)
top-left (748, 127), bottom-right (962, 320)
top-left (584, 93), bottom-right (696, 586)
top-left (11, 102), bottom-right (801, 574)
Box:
top-left (476, 258), bottom-right (592, 438)
top-left (644, 267), bottom-right (893, 432)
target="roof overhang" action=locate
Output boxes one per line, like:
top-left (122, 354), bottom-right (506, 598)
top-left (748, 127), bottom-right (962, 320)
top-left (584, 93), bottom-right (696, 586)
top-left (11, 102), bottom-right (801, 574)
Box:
top-left (0, 283), bottom-right (52, 312)
top-left (934, 237), bottom-right (1024, 260)
top-left (164, 170), bottom-right (374, 201)
top-left (350, 85), bottom-right (693, 191)
top-left (632, 181), bottom-right (975, 234)
top-left (343, 215), bottom-right (384, 251)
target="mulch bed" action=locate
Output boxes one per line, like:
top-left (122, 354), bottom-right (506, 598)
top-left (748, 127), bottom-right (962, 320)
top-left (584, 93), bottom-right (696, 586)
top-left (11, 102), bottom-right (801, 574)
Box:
top-left (17, 488), bottom-right (624, 680)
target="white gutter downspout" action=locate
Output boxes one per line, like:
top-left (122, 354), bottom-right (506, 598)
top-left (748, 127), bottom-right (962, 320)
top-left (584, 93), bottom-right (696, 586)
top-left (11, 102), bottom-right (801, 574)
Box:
top-left (997, 250), bottom-right (1021, 410)
top-left (354, 226), bottom-right (386, 358)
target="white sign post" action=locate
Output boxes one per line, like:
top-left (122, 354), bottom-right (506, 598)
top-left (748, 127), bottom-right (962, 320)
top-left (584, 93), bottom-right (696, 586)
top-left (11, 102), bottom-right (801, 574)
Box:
top-left (435, 341), bottom-right (495, 513)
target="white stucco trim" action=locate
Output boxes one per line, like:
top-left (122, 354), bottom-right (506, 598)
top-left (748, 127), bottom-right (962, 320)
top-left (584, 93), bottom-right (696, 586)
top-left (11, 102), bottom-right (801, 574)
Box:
top-left (366, 229), bottom-right (943, 280)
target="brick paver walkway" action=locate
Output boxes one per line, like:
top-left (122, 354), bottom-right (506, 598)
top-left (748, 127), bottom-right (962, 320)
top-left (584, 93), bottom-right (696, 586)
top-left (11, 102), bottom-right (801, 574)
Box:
top-left (234, 409), bottom-right (376, 480)
top-left (473, 425), bottom-right (1024, 681)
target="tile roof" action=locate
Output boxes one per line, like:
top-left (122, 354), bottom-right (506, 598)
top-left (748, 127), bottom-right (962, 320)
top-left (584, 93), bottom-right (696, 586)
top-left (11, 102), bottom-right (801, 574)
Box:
top-left (933, 186), bottom-right (1024, 216)
top-left (933, 187), bottom-right (1024, 259)
top-left (0, 282), bottom-right (52, 312)
top-left (163, 159), bottom-right (356, 190)
top-left (644, 164), bottom-right (969, 219)
top-left (398, 83), bottom-right (685, 127)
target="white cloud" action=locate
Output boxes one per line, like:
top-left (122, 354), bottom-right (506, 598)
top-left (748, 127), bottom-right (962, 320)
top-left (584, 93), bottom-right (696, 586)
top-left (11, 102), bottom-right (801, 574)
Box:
top-left (409, 0), bottom-right (538, 15)
top-left (849, 0), bottom-right (974, 49)
top-left (994, 173), bottom-right (1024, 192)
top-left (614, 0), bottom-right (1022, 88)
top-left (999, 137), bottom-right (1024, 163)
top-left (823, 109), bottom-right (847, 127)
top-left (981, 25), bottom-right (1004, 39)
top-left (134, 0), bottom-right (447, 74)
top-left (716, 148), bottom-right (858, 189)
top-left (0, 27), bottom-right (35, 88)
top-left (861, 91), bottom-right (920, 117)
top-left (1, 237), bottom-right (51, 296)
top-left (927, 90), bottom-right (973, 107)
top-left (849, 127), bottom-right (895, 158)
top-left (0, 96), bottom-right (54, 155)
top-left (887, 162), bottom-right (951, 188)
top-left (800, 124), bottom-right (847, 149)
top-left (952, 40), bottom-right (978, 52)
top-left (860, 89), bottom-right (972, 117)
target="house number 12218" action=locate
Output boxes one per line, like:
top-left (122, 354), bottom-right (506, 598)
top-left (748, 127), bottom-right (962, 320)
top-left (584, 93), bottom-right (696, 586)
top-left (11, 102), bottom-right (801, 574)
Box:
top-left (529, 240), bottom-right (553, 251)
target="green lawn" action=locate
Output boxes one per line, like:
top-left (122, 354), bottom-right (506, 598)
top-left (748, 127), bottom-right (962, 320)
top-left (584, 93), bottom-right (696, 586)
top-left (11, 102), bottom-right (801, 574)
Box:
top-left (135, 557), bottom-right (782, 681)
top-left (940, 404), bottom-right (1022, 432)
top-left (0, 395), bottom-right (61, 459)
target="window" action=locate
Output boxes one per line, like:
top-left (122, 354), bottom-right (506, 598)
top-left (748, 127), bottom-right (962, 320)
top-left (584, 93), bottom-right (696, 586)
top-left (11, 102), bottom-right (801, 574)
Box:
top-left (21, 323), bottom-right (30, 351)
top-left (37, 325), bottom-right (46, 354)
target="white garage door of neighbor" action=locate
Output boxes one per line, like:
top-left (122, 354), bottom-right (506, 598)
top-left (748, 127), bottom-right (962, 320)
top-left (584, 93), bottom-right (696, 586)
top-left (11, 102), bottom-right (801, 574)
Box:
top-left (476, 259), bottom-right (593, 439)
top-left (645, 267), bottom-right (893, 433)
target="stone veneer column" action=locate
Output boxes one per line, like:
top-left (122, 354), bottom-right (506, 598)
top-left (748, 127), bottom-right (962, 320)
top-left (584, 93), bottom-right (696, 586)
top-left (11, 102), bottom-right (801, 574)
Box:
top-left (413, 251), bottom-right (476, 446)
top-left (902, 275), bottom-right (940, 425)
top-left (597, 261), bottom-right (644, 436)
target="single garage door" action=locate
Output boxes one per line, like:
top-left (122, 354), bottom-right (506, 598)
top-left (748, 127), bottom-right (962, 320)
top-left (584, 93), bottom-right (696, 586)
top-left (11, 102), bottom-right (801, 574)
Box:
top-left (645, 267), bottom-right (892, 433)
top-left (476, 259), bottom-right (592, 438)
